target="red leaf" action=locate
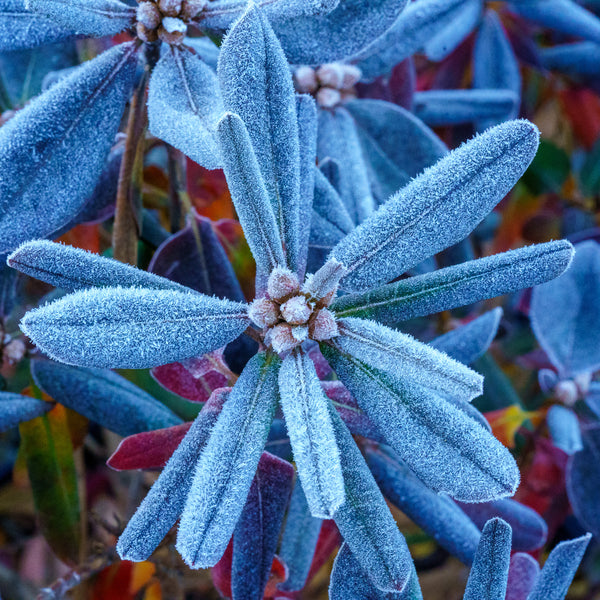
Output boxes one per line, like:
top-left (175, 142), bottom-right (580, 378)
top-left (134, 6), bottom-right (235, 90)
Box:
top-left (187, 162), bottom-right (235, 220)
top-left (151, 351), bottom-right (231, 403)
top-left (559, 87), bottom-right (600, 150)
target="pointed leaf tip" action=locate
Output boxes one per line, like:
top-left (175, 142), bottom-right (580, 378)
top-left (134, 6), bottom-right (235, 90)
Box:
top-left (330, 119), bottom-right (540, 292)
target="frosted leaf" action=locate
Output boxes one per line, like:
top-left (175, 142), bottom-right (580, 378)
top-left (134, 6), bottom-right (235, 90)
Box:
top-left (0, 392), bottom-right (52, 432)
top-left (176, 353), bottom-right (280, 568)
top-left (317, 107), bottom-right (375, 224)
top-left (423, 0), bottom-right (481, 61)
top-left (218, 3), bottom-right (300, 270)
top-left (531, 240), bottom-right (600, 376)
top-left (512, 0), bottom-right (600, 45)
top-left (117, 389), bottom-right (228, 562)
top-left (0, 43), bottom-right (138, 252)
top-left (8, 240), bottom-right (189, 292)
top-left (365, 446), bottom-right (481, 566)
top-left (527, 533), bottom-right (591, 600)
top-left (330, 543), bottom-right (422, 600)
top-left (272, 0), bottom-right (408, 66)
top-left (547, 405), bottom-right (583, 455)
top-left (323, 345), bottom-right (520, 502)
top-left (473, 10), bottom-right (521, 130)
top-left (413, 89), bottom-right (519, 127)
top-left (463, 518), bottom-right (512, 600)
top-left (217, 113), bottom-right (286, 274)
top-left (20, 286), bottom-right (250, 369)
top-left (331, 241), bottom-right (574, 324)
top-left (278, 482), bottom-right (322, 591)
top-left (334, 317), bottom-right (483, 402)
top-left (0, 0), bottom-right (75, 51)
top-left (31, 360), bottom-right (182, 437)
top-left (329, 404), bottom-right (412, 593)
top-left (27, 0), bottom-right (135, 37)
top-left (330, 120), bottom-right (540, 292)
top-left (279, 348), bottom-right (345, 518)
top-left (148, 46), bottom-right (223, 170)
top-left (352, 0), bottom-right (472, 79)
top-left (296, 94), bottom-right (318, 278)
top-left (431, 308), bottom-right (503, 366)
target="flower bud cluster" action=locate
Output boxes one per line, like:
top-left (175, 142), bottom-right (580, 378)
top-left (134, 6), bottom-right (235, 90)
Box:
top-left (136, 0), bottom-right (207, 44)
top-left (248, 267), bottom-right (339, 354)
top-left (294, 63), bottom-right (362, 108)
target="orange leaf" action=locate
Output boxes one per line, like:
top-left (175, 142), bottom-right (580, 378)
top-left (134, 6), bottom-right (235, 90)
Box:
top-left (486, 405), bottom-right (544, 448)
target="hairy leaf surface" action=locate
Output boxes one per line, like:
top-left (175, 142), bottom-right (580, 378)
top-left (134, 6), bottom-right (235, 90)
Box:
top-left (279, 348), bottom-right (345, 518)
top-left (0, 392), bottom-right (52, 432)
top-left (330, 120), bottom-right (540, 291)
top-left (0, 43), bottom-right (138, 252)
top-left (148, 47), bottom-right (223, 170)
top-left (21, 286), bottom-right (249, 369)
top-left (331, 241), bottom-right (574, 323)
top-left (177, 353), bottom-right (279, 568)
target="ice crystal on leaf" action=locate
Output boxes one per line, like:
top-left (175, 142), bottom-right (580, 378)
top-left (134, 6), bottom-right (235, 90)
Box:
top-left (7, 1), bottom-right (578, 593)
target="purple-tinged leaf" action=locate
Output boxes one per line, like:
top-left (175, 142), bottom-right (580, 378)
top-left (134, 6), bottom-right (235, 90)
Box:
top-left (331, 241), bottom-right (574, 324)
top-left (176, 353), bottom-right (280, 568)
top-left (567, 425), bottom-right (600, 537)
top-left (366, 446), bottom-right (481, 565)
top-left (149, 215), bottom-right (244, 301)
top-left (463, 518), bottom-right (512, 600)
top-left (473, 11), bottom-right (521, 130)
top-left (329, 543), bottom-right (422, 600)
top-left (334, 317), bottom-right (483, 401)
top-left (322, 345), bottom-right (520, 502)
top-left (531, 240), bottom-right (600, 376)
top-left (231, 452), bottom-right (294, 600)
top-left (151, 352), bottom-right (231, 403)
top-left (296, 94), bottom-right (318, 278)
top-left (107, 421), bottom-right (193, 471)
top-left (547, 405), bottom-right (583, 455)
top-left (31, 359), bottom-right (181, 437)
top-left (329, 404), bottom-right (413, 593)
top-left (456, 498), bottom-right (547, 552)
top-left (317, 106), bottom-right (375, 225)
top-left (538, 368), bottom-right (559, 394)
top-left (21, 286), bottom-right (250, 369)
top-left (8, 240), bottom-right (188, 292)
top-left (0, 43), bottom-right (138, 252)
top-left (330, 120), bottom-right (540, 292)
top-left (271, 0), bottom-right (408, 66)
top-left (506, 553), bottom-right (540, 600)
top-left (0, 0), bottom-right (75, 51)
top-left (219, 4), bottom-right (301, 272)
top-left (431, 308), bottom-right (503, 366)
top-left (512, 0), bottom-right (600, 44)
top-left (346, 98), bottom-right (447, 203)
top-left (148, 46), bottom-right (223, 170)
top-left (279, 348), bottom-right (345, 518)
top-left (0, 392), bottom-right (52, 432)
top-left (352, 0), bottom-right (472, 79)
top-left (424, 0), bottom-right (481, 61)
top-left (413, 89), bottom-right (519, 127)
top-left (540, 42), bottom-right (600, 77)
top-left (217, 112), bottom-right (286, 274)
top-left (27, 0), bottom-right (135, 37)
top-left (527, 533), bottom-right (591, 600)
top-left (278, 481), bottom-right (322, 592)
top-left (117, 389), bottom-right (228, 562)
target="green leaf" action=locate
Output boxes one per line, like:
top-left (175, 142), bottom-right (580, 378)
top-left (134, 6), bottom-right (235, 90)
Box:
top-left (19, 404), bottom-right (80, 564)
